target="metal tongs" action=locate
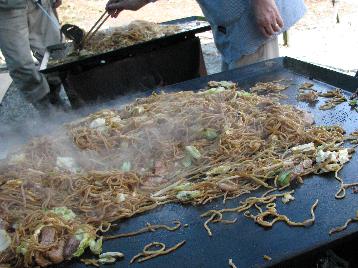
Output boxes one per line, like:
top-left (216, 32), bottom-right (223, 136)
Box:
top-left (76, 11), bottom-right (111, 51)
top-left (34, 0), bottom-right (110, 51)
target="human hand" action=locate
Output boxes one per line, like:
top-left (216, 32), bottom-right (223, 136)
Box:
top-left (106, 0), bottom-right (150, 18)
top-left (252, 0), bottom-right (284, 37)
top-left (53, 0), bottom-right (62, 8)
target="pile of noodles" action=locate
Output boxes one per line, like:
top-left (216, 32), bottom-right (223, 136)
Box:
top-left (85, 20), bottom-right (180, 54)
top-left (49, 20), bottom-right (180, 66)
top-left (0, 81), bottom-right (354, 267)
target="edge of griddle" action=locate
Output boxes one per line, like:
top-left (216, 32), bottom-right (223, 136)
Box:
top-left (283, 57), bottom-right (358, 93)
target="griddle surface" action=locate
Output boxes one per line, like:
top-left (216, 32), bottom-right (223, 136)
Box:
top-left (56, 57), bottom-right (358, 268)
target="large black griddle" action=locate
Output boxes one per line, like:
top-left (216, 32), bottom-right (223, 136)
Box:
top-left (40, 16), bottom-right (211, 74)
top-left (56, 57), bottom-right (358, 268)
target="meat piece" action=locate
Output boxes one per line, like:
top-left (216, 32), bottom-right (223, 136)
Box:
top-left (350, 89), bottom-right (358, 100)
top-left (299, 82), bottom-right (314, 89)
top-left (35, 252), bottom-right (52, 267)
top-left (154, 161), bottom-right (167, 176)
top-left (63, 236), bottom-right (80, 260)
top-left (218, 182), bottom-right (237, 192)
top-left (256, 100), bottom-right (274, 110)
top-left (207, 81), bottom-right (236, 89)
top-left (297, 91), bottom-right (318, 103)
top-left (40, 227), bottom-right (56, 246)
top-left (292, 159), bottom-right (313, 176)
top-left (301, 111), bottom-right (315, 126)
top-left (283, 160), bottom-right (295, 169)
top-left (142, 176), bottom-right (167, 187)
top-left (47, 239), bottom-right (65, 264)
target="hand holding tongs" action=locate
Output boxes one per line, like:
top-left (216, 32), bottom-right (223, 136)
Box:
top-left (77, 10), bottom-right (111, 50)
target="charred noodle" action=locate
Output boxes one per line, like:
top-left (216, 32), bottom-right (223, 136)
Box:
top-left (0, 81), bottom-right (354, 267)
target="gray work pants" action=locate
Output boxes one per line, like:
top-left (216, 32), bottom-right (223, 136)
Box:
top-left (0, 0), bottom-right (61, 103)
top-left (222, 36), bottom-right (279, 71)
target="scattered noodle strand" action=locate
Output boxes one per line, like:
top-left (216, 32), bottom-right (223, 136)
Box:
top-left (130, 240), bottom-right (186, 264)
top-left (104, 221), bottom-right (181, 240)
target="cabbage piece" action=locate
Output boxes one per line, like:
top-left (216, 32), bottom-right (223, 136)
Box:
top-left (291, 143), bottom-right (315, 154)
top-left (89, 237), bottom-right (103, 255)
top-left (111, 116), bottom-right (122, 124)
top-left (316, 149), bottom-right (350, 165)
top-left (202, 128), bottom-right (218, 140)
top-left (181, 156), bottom-right (192, 168)
top-left (322, 163), bottom-right (341, 172)
top-left (89, 118), bottom-right (106, 129)
top-left (282, 193), bottom-right (295, 204)
top-left (50, 207), bottom-right (76, 221)
top-left (99, 252), bottom-right (124, 259)
top-left (206, 165), bottom-right (231, 176)
top-left (202, 87), bottom-right (226, 95)
top-left (173, 183), bottom-right (193, 192)
top-left (0, 229), bottom-right (11, 252)
top-left (185, 146), bottom-right (202, 160)
top-left (73, 228), bottom-right (96, 257)
top-left (121, 161), bottom-right (132, 172)
top-left (16, 241), bottom-right (28, 255)
top-left (349, 100), bottom-right (357, 106)
top-left (207, 81), bottom-right (236, 89)
top-left (89, 118), bottom-right (108, 133)
top-left (33, 224), bottom-right (45, 241)
top-left (337, 149), bottom-right (350, 164)
top-left (98, 252), bottom-right (124, 264)
top-left (56, 157), bottom-right (80, 173)
top-left (277, 171), bottom-right (291, 187)
top-left (176, 190), bottom-right (201, 202)
top-left (132, 106), bottom-right (145, 116)
top-left (238, 91), bottom-right (252, 97)
top-left (99, 257), bottom-right (116, 264)
top-left (116, 193), bottom-right (127, 203)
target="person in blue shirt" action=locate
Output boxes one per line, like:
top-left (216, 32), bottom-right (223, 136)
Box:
top-left (106, 0), bottom-right (306, 71)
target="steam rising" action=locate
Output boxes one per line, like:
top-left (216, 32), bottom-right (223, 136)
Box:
top-left (0, 92), bottom-right (143, 161)
top-left (0, 82), bottom-right (238, 183)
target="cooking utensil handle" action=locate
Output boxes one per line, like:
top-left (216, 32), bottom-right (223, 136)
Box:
top-left (83, 11), bottom-right (107, 41)
top-left (80, 11), bottom-right (110, 48)
top-left (35, 0), bottom-right (61, 30)
top-left (85, 14), bottom-right (111, 44)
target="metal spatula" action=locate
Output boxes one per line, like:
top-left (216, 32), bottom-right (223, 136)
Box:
top-left (60, 24), bottom-right (85, 46)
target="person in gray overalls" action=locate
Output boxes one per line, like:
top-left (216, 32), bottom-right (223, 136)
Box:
top-left (105, 0), bottom-right (306, 71)
top-left (0, 0), bottom-right (62, 111)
